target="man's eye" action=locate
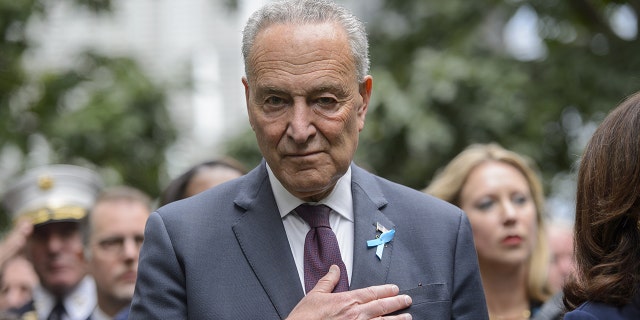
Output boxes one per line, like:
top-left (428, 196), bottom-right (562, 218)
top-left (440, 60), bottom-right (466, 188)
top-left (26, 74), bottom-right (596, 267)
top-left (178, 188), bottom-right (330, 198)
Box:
top-left (313, 97), bottom-right (339, 113)
top-left (317, 97), bottom-right (335, 105)
top-left (265, 96), bottom-right (286, 106)
top-left (100, 238), bottom-right (123, 249)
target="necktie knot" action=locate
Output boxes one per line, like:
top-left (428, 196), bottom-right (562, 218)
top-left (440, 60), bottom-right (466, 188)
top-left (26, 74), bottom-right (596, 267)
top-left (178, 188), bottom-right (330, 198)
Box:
top-left (296, 204), bottom-right (331, 228)
top-left (47, 301), bottom-right (66, 320)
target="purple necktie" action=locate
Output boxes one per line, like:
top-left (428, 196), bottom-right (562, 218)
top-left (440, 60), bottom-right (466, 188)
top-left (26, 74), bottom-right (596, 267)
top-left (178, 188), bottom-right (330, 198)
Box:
top-left (296, 204), bottom-right (349, 293)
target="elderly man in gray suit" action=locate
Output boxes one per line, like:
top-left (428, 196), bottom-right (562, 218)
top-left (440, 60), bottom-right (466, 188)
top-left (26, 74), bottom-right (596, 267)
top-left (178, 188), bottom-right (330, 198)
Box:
top-left (130, 0), bottom-right (488, 319)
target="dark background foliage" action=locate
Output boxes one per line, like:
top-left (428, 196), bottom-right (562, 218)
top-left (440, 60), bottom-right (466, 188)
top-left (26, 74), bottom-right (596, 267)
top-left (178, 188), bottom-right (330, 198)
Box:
top-left (0, 0), bottom-right (176, 229)
top-left (358, 0), bottom-right (640, 192)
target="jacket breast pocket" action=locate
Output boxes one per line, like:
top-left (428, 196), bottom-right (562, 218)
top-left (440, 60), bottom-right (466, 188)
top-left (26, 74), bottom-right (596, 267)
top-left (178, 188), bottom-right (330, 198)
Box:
top-left (393, 283), bottom-right (451, 318)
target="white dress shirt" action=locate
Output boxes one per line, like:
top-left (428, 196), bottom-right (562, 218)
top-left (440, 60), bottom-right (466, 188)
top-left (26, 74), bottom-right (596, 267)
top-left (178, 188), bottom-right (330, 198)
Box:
top-left (31, 276), bottom-right (96, 320)
top-left (91, 306), bottom-right (111, 320)
top-left (266, 164), bottom-right (355, 292)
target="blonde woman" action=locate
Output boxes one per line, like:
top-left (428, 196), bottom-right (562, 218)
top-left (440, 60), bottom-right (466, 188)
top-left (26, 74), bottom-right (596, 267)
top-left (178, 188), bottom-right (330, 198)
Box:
top-left (426, 143), bottom-right (559, 320)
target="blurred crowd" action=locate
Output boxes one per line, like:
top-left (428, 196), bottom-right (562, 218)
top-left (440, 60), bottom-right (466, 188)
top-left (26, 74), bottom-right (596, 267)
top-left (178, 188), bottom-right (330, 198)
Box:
top-left (0, 148), bottom-right (576, 320)
top-left (0, 158), bottom-right (246, 319)
top-left (3, 102), bottom-right (640, 319)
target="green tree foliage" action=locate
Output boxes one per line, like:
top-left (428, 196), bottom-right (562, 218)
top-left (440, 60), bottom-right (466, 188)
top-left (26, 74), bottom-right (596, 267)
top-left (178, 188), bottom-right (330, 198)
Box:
top-left (362, 0), bottom-right (639, 195)
top-left (0, 0), bottom-right (176, 228)
top-left (226, 0), bottom-right (639, 210)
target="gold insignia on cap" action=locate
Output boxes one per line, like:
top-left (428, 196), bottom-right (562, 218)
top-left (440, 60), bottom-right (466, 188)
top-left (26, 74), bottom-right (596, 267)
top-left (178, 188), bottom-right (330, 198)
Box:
top-left (38, 174), bottom-right (54, 190)
top-left (22, 206), bottom-right (87, 225)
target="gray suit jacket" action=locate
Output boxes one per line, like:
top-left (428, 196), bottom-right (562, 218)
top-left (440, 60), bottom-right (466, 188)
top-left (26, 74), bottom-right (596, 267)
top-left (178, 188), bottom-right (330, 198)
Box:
top-left (130, 161), bottom-right (488, 319)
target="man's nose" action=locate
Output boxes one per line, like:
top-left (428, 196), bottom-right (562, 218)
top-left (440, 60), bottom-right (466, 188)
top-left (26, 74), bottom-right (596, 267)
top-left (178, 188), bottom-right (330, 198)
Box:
top-left (287, 99), bottom-right (317, 144)
top-left (122, 237), bottom-right (140, 260)
top-left (46, 233), bottom-right (65, 252)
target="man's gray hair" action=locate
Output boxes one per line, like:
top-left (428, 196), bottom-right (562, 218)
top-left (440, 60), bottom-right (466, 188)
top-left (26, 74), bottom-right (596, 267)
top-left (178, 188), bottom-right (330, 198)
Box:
top-left (242, 0), bottom-right (369, 82)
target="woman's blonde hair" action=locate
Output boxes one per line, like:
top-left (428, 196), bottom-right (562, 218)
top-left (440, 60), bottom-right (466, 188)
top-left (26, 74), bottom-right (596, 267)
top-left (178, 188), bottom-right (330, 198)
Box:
top-left (425, 143), bottom-right (552, 302)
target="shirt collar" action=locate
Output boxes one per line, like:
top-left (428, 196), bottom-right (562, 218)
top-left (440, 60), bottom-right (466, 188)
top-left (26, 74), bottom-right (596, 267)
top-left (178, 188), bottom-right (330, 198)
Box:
top-left (32, 275), bottom-right (96, 320)
top-left (266, 163), bottom-right (353, 222)
top-left (92, 306), bottom-right (112, 320)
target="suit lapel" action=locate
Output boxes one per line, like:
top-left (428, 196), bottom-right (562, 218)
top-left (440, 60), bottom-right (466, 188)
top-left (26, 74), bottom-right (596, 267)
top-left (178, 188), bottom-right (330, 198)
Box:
top-left (231, 162), bottom-right (397, 315)
top-left (349, 165), bottom-right (396, 289)
top-left (232, 161), bottom-right (304, 319)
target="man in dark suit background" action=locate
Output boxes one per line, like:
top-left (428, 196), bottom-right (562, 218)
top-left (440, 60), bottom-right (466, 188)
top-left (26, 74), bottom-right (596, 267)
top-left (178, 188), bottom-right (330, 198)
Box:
top-left (130, 0), bottom-right (488, 318)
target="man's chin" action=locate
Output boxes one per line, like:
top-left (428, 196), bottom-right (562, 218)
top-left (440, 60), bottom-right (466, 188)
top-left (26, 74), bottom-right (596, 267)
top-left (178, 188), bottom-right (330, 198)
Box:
top-left (289, 184), bottom-right (335, 202)
top-left (276, 166), bottom-right (342, 200)
top-left (113, 286), bottom-right (136, 301)
top-left (43, 278), bottom-right (82, 296)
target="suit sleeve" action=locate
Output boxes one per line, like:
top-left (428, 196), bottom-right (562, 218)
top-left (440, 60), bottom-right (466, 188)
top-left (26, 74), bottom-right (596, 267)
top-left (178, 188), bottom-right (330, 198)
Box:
top-left (452, 210), bottom-right (490, 319)
top-left (129, 212), bottom-right (187, 319)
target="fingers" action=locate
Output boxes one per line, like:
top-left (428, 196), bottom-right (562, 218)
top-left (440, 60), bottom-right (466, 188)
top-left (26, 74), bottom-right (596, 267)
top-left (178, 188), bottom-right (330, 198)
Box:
top-left (0, 219), bottom-right (33, 264)
top-left (372, 294), bottom-right (412, 319)
top-left (5, 219), bottom-right (32, 249)
top-left (379, 314), bottom-right (412, 320)
top-left (343, 284), bottom-right (411, 319)
top-left (15, 219), bottom-right (34, 237)
top-left (360, 289), bottom-right (412, 319)
top-left (351, 282), bottom-right (401, 303)
top-left (309, 265), bottom-right (340, 294)
top-left (306, 265), bottom-right (413, 319)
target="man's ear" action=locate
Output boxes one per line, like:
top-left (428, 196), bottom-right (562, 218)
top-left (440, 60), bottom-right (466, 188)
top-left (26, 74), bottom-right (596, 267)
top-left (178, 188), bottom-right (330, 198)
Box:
top-left (242, 77), bottom-right (250, 102)
top-left (242, 77), bottom-right (255, 131)
top-left (357, 76), bottom-right (372, 131)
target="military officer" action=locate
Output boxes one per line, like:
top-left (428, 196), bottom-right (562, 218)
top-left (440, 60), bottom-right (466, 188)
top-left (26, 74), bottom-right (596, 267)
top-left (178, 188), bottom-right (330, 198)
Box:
top-left (2, 164), bottom-right (103, 320)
